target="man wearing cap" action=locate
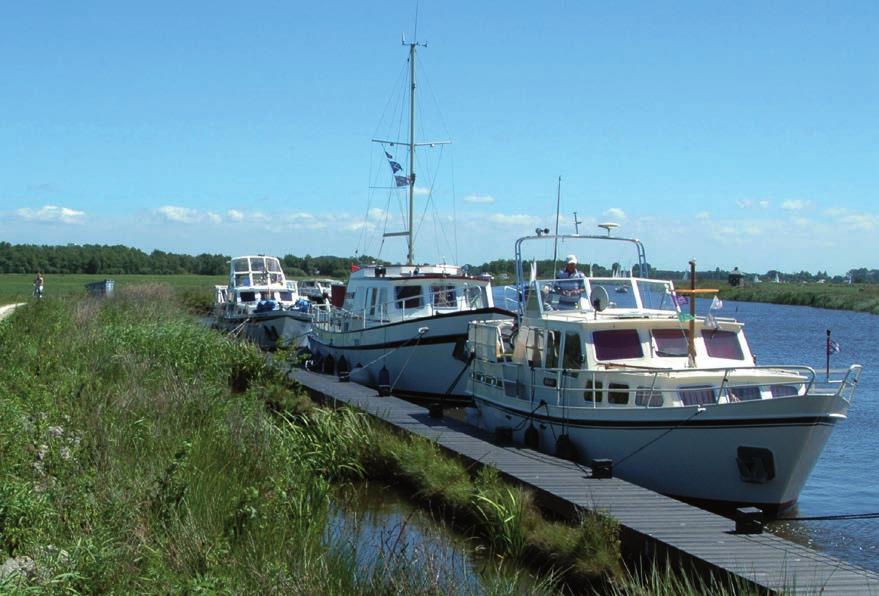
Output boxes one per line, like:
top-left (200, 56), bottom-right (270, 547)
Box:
top-left (556, 254), bottom-right (585, 308)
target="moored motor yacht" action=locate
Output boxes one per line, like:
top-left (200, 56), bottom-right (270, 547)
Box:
top-left (213, 255), bottom-right (314, 350)
top-left (309, 263), bottom-right (513, 402)
top-left (467, 230), bottom-right (862, 513)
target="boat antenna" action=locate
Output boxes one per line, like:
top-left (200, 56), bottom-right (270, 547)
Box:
top-left (552, 176), bottom-right (562, 274)
top-left (573, 211), bottom-right (583, 235)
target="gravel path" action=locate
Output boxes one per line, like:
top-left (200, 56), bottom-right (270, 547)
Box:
top-left (0, 303), bottom-right (26, 321)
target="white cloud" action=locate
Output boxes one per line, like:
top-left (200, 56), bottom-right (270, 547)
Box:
top-left (206, 212), bottom-right (221, 224)
top-left (463, 194), bottom-right (496, 204)
top-left (780, 199), bottom-right (810, 211)
top-left (413, 186), bottom-right (430, 196)
top-left (15, 205), bottom-right (85, 224)
top-left (603, 208), bottom-right (627, 220)
top-left (839, 213), bottom-right (879, 231)
top-left (792, 217), bottom-right (811, 227)
top-left (154, 206), bottom-right (202, 224)
top-left (226, 209), bottom-right (245, 222)
top-left (488, 213), bottom-right (540, 226)
top-left (695, 211), bottom-right (710, 220)
top-left (823, 207), bottom-right (848, 217)
top-left (758, 200), bottom-right (770, 209)
top-left (368, 208), bottom-right (388, 219)
top-left (736, 199), bottom-right (753, 208)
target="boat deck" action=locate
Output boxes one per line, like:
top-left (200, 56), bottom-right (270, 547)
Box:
top-left (287, 367), bottom-right (879, 594)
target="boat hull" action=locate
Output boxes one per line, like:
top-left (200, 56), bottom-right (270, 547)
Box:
top-left (471, 389), bottom-right (848, 513)
top-left (214, 310), bottom-right (312, 350)
top-left (309, 308), bottom-right (513, 403)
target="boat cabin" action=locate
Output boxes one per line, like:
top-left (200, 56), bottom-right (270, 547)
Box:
top-left (469, 276), bottom-right (818, 410)
top-left (332, 264), bottom-right (494, 327)
top-left (215, 256), bottom-right (302, 315)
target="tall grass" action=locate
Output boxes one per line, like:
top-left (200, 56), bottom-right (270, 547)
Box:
top-left (0, 288), bottom-right (511, 592)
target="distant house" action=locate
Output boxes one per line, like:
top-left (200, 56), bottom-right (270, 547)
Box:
top-left (728, 267), bottom-right (743, 287)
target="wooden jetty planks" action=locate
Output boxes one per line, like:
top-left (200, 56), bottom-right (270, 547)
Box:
top-left (287, 368), bottom-right (879, 594)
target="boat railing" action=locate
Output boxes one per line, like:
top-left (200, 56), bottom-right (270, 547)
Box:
top-left (472, 363), bottom-right (862, 410)
top-left (313, 283), bottom-right (493, 331)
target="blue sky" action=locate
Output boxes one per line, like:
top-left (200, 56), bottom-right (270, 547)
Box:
top-left (1, 1), bottom-right (876, 274)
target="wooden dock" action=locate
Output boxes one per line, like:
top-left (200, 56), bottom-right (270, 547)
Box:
top-left (288, 368), bottom-right (879, 594)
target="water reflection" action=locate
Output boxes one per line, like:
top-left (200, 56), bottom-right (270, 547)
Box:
top-left (327, 482), bottom-right (544, 594)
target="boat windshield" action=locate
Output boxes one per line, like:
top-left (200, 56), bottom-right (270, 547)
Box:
top-left (530, 278), bottom-right (676, 313)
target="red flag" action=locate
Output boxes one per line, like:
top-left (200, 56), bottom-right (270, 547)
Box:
top-left (351, 263), bottom-right (360, 272)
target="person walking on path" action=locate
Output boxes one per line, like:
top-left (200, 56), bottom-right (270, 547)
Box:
top-left (33, 272), bottom-right (44, 298)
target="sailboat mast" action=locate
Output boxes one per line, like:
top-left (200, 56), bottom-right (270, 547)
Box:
top-left (407, 41), bottom-right (417, 266)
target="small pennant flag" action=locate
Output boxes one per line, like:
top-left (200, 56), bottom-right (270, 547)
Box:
top-left (673, 295), bottom-right (689, 306)
top-left (388, 160), bottom-right (402, 173)
top-left (385, 151), bottom-right (393, 159)
top-left (395, 175), bottom-right (409, 187)
top-left (351, 263), bottom-right (360, 273)
top-left (710, 295), bottom-right (723, 310)
top-left (678, 312), bottom-right (694, 323)
top-left (827, 339), bottom-right (840, 355)
top-left (704, 311), bottom-right (719, 330)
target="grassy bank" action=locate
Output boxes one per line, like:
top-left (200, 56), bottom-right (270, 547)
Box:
top-left (0, 273), bottom-right (223, 312)
top-left (0, 288), bottom-right (747, 593)
top-left (715, 282), bottom-right (879, 315)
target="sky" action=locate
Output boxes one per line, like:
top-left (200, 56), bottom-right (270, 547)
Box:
top-left (1, 1), bottom-right (877, 275)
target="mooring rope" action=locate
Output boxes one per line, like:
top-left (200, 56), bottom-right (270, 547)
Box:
top-left (777, 512), bottom-right (879, 522)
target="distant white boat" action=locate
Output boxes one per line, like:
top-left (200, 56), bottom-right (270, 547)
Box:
top-left (299, 278), bottom-right (344, 302)
top-left (213, 255), bottom-right (315, 349)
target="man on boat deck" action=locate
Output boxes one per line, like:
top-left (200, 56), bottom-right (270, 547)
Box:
top-left (556, 255), bottom-right (585, 309)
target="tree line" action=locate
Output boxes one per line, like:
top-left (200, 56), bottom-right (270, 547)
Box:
top-left (1, 242), bottom-right (875, 283)
top-left (0, 243), bottom-right (380, 279)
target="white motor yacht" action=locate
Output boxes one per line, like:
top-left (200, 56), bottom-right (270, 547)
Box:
top-left (213, 255), bottom-right (314, 350)
top-left (467, 230), bottom-right (861, 513)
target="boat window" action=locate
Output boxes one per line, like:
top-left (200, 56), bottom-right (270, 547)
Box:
top-left (593, 329), bottom-right (644, 360)
top-left (635, 387), bottom-right (663, 407)
top-left (638, 281), bottom-right (676, 311)
top-left (464, 285), bottom-right (486, 309)
top-left (770, 384), bottom-right (801, 398)
top-left (377, 289), bottom-right (388, 319)
top-left (235, 274), bottom-right (250, 287)
top-left (545, 330), bottom-right (560, 368)
top-left (252, 272), bottom-right (268, 285)
top-left (729, 385), bottom-right (762, 401)
top-left (251, 258), bottom-right (266, 272)
top-left (367, 288), bottom-right (378, 317)
top-left (269, 273), bottom-right (283, 285)
top-left (702, 330), bottom-right (744, 360)
top-left (395, 285), bottom-right (422, 309)
top-left (584, 379), bottom-right (603, 402)
top-left (652, 329), bottom-right (689, 357)
top-left (232, 259), bottom-right (249, 272)
top-left (563, 332), bottom-right (583, 369)
top-left (431, 285), bottom-right (457, 307)
top-left (278, 291), bottom-right (293, 301)
top-left (527, 329), bottom-right (545, 367)
top-left (608, 383), bottom-right (630, 405)
top-left (267, 259), bottom-right (281, 272)
top-left (678, 385), bottom-right (716, 406)
top-left (238, 291), bottom-right (256, 302)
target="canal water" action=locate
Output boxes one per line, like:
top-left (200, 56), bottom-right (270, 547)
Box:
top-left (721, 299), bottom-right (879, 572)
top-left (328, 482), bottom-right (543, 593)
